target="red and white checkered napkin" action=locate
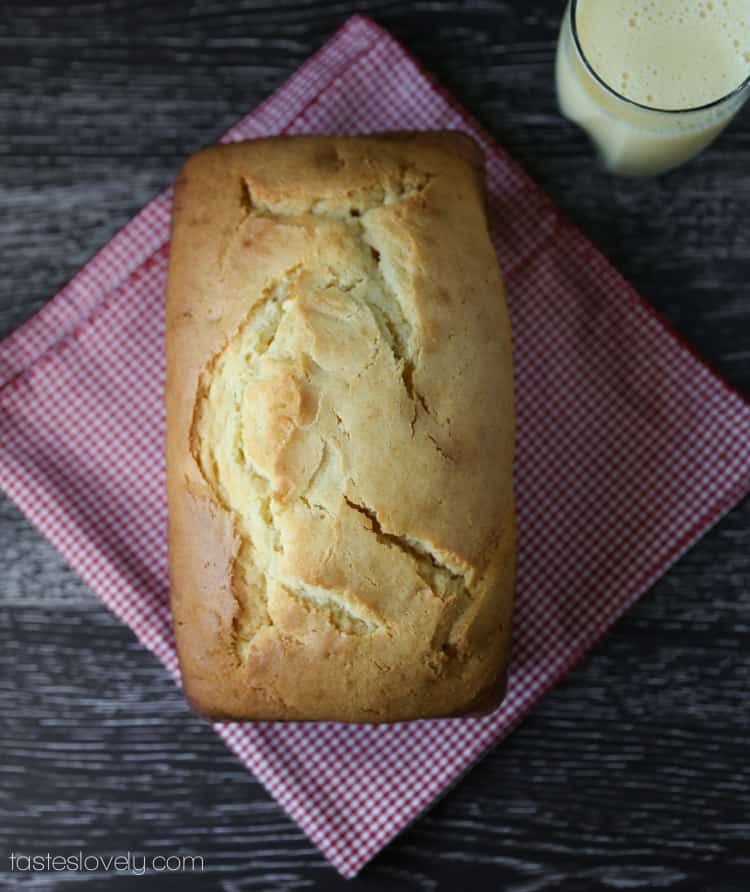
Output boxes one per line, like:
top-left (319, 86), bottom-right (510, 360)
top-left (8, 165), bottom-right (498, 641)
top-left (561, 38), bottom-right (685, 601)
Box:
top-left (1, 14), bottom-right (750, 877)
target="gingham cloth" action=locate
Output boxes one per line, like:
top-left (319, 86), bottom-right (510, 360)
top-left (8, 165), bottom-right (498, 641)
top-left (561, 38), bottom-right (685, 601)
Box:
top-left (1, 14), bottom-right (749, 878)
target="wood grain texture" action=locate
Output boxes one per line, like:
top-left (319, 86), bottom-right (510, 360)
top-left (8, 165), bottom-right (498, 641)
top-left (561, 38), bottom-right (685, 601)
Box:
top-left (1, 1), bottom-right (749, 889)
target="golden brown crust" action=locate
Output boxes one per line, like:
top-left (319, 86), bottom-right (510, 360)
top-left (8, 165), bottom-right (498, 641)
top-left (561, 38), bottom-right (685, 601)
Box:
top-left (166, 133), bottom-right (515, 723)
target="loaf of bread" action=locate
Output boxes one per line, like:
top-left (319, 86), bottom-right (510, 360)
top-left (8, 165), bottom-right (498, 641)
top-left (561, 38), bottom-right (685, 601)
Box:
top-left (166, 133), bottom-right (515, 722)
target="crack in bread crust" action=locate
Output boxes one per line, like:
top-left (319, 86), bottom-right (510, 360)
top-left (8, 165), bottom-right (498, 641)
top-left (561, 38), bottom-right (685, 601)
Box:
top-left (342, 497), bottom-right (470, 600)
top-left (190, 173), bottom-right (473, 664)
top-left (191, 274), bottom-right (294, 659)
top-left (342, 497), bottom-right (474, 658)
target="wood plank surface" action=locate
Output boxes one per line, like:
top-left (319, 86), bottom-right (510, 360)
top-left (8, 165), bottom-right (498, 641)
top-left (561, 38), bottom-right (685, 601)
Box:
top-left (1, 2), bottom-right (749, 889)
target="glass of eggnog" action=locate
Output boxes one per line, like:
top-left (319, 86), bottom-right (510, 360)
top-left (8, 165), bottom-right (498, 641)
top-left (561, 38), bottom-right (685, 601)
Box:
top-left (556, 0), bottom-right (750, 176)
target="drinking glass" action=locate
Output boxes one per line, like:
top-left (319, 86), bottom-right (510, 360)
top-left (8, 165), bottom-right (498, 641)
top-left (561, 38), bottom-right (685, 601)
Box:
top-left (555, 0), bottom-right (750, 176)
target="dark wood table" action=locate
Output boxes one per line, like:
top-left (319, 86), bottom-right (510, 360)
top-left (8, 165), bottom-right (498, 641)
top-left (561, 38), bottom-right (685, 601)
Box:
top-left (2, 2), bottom-right (749, 889)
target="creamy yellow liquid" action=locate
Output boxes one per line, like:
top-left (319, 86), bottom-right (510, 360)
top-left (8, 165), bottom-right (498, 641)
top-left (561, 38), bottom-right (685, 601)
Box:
top-left (579, 0), bottom-right (750, 109)
top-left (556, 0), bottom-right (750, 175)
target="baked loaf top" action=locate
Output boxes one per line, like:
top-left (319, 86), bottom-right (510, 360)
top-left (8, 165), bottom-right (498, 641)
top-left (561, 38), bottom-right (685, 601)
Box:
top-left (166, 133), bottom-right (515, 722)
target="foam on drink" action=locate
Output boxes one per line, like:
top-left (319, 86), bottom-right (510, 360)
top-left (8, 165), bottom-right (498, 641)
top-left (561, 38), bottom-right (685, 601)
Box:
top-left (578, 0), bottom-right (750, 109)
